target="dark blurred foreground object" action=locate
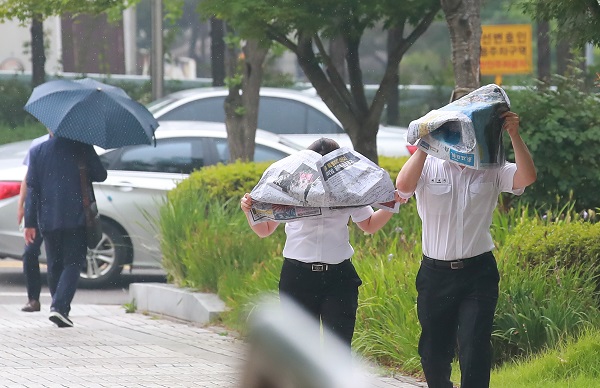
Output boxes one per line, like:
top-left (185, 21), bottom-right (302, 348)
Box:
top-left (241, 295), bottom-right (373, 388)
top-left (407, 84), bottom-right (510, 169)
top-left (24, 78), bottom-right (159, 149)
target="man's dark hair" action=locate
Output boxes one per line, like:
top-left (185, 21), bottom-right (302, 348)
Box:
top-left (307, 137), bottom-right (340, 156)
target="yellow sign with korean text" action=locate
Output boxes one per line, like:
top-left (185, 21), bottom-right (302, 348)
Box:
top-left (480, 24), bottom-right (532, 75)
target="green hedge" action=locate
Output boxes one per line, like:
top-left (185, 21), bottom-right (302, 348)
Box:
top-left (501, 218), bottom-right (600, 269)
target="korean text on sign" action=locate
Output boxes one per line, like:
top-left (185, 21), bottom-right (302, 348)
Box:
top-left (480, 24), bottom-right (532, 75)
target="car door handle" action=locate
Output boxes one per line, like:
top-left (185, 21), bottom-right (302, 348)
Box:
top-left (111, 182), bottom-right (135, 192)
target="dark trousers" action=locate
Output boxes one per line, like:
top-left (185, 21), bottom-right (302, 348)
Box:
top-left (23, 230), bottom-right (43, 301)
top-left (416, 252), bottom-right (499, 388)
top-left (279, 258), bottom-right (362, 349)
top-left (43, 227), bottom-right (87, 317)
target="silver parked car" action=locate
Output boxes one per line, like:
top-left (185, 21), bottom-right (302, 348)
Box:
top-left (147, 87), bottom-right (416, 157)
top-left (0, 121), bottom-right (302, 287)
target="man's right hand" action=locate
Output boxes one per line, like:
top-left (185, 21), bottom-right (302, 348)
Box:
top-left (241, 193), bottom-right (253, 213)
top-left (24, 227), bottom-right (36, 244)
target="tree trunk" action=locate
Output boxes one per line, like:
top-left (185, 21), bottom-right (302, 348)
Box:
top-left (536, 21), bottom-right (551, 85)
top-left (210, 17), bottom-right (226, 86)
top-left (329, 35), bottom-right (347, 83)
top-left (31, 15), bottom-right (46, 88)
top-left (441, 0), bottom-right (482, 101)
top-left (556, 38), bottom-right (572, 76)
top-left (225, 39), bottom-right (269, 162)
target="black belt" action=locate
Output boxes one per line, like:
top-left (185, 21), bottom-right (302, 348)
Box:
top-left (422, 251), bottom-right (492, 270)
top-left (285, 258), bottom-right (348, 272)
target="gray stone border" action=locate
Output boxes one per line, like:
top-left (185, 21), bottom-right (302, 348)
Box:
top-left (129, 282), bottom-right (227, 324)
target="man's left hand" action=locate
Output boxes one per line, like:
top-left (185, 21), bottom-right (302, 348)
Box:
top-left (501, 111), bottom-right (520, 137)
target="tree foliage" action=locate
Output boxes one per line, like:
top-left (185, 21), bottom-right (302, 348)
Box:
top-left (0, 0), bottom-right (135, 86)
top-left (509, 67), bottom-right (600, 210)
top-left (199, 0), bottom-right (441, 163)
top-left (515, 0), bottom-right (600, 48)
top-left (0, 0), bottom-right (132, 22)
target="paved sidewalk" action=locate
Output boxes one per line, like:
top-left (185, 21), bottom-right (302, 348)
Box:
top-left (0, 304), bottom-right (426, 388)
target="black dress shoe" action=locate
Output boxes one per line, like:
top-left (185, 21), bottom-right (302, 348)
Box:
top-left (21, 300), bottom-right (41, 312)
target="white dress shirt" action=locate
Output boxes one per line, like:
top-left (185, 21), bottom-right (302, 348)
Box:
top-left (282, 206), bottom-right (374, 264)
top-left (414, 156), bottom-right (523, 261)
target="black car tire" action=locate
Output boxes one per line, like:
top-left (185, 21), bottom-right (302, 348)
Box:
top-left (78, 219), bottom-right (129, 288)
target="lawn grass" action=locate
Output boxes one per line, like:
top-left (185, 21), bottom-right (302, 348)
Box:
top-left (0, 122), bottom-right (47, 145)
top-left (490, 328), bottom-right (600, 388)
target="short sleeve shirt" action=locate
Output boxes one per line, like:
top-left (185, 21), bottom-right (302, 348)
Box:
top-left (282, 206), bottom-right (374, 264)
top-left (415, 156), bottom-right (523, 261)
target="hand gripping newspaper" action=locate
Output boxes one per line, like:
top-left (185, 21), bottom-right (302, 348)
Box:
top-left (247, 147), bottom-right (398, 225)
top-left (407, 83), bottom-right (510, 169)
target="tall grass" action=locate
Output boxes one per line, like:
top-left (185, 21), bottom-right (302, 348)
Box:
top-left (159, 179), bottom-right (284, 291)
top-left (351, 201), bottom-right (422, 372)
top-left (352, 241), bottom-right (423, 373)
top-left (492, 254), bottom-right (599, 362)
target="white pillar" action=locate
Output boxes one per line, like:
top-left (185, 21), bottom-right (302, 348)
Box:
top-left (123, 6), bottom-right (137, 75)
top-left (151, 0), bottom-right (164, 99)
top-left (585, 43), bottom-right (594, 67)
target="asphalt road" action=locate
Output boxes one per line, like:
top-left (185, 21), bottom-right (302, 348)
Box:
top-left (0, 257), bottom-right (167, 307)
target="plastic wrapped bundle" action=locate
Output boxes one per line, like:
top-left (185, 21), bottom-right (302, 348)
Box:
top-left (407, 84), bottom-right (510, 169)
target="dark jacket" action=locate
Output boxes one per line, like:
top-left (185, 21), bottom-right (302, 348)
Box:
top-left (24, 137), bottom-right (107, 233)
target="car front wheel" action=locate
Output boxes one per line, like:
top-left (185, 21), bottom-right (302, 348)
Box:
top-left (79, 220), bottom-right (129, 288)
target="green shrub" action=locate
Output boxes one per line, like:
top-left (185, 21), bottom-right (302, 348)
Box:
top-left (176, 160), bottom-right (273, 204)
top-left (378, 155), bottom-right (409, 179)
top-left (501, 218), bottom-right (600, 269)
top-left (510, 69), bottom-right (600, 210)
top-left (491, 218), bottom-right (600, 363)
top-left (0, 78), bottom-right (34, 127)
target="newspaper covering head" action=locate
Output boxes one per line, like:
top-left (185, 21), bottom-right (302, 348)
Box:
top-left (248, 147), bottom-right (397, 224)
top-left (407, 84), bottom-right (510, 169)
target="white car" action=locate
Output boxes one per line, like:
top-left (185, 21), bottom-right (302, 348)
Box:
top-left (147, 87), bottom-right (416, 157)
top-left (0, 121), bottom-right (302, 287)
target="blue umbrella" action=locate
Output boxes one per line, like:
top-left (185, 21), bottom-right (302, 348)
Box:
top-left (24, 78), bottom-right (159, 149)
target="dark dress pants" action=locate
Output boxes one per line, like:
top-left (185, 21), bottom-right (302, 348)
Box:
top-left (22, 230), bottom-right (43, 301)
top-left (279, 258), bottom-right (362, 349)
top-left (42, 227), bottom-right (87, 317)
top-left (416, 252), bottom-right (499, 388)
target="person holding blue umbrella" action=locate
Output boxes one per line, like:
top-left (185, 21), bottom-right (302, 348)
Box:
top-left (24, 132), bottom-right (107, 327)
top-left (22, 78), bottom-right (156, 327)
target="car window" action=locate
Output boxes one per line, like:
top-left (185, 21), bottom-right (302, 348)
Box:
top-left (254, 144), bottom-right (290, 162)
top-left (213, 138), bottom-right (290, 163)
top-left (258, 97), bottom-right (307, 134)
top-left (306, 108), bottom-right (343, 134)
top-left (108, 138), bottom-right (205, 174)
top-left (159, 97), bottom-right (226, 122)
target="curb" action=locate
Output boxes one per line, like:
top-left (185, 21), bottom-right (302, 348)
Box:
top-left (128, 282), bottom-right (227, 324)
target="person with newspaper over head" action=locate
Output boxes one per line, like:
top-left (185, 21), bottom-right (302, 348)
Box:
top-left (396, 94), bottom-right (536, 388)
top-left (240, 137), bottom-right (405, 352)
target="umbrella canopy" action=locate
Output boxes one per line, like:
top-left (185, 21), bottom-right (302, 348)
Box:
top-left (24, 78), bottom-right (159, 149)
